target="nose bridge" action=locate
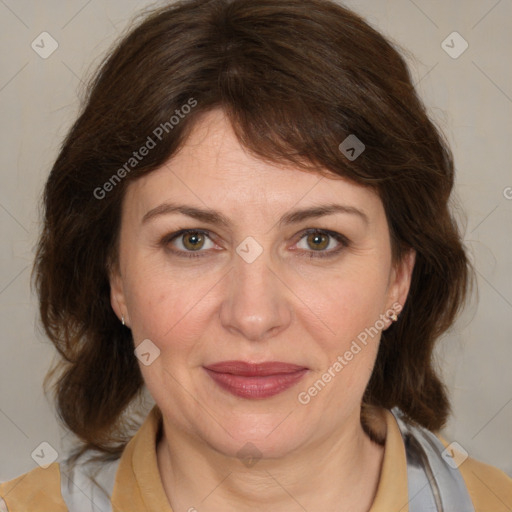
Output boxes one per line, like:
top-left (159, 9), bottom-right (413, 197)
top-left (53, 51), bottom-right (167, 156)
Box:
top-left (220, 235), bottom-right (291, 341)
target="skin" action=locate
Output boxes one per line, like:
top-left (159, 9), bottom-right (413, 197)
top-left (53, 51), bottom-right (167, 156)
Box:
top-left (110, 108), bottom-right (416, 512)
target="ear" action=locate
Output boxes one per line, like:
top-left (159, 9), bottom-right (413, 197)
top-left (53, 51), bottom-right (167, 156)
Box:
top-left (386, 248), bottom-right (416, 314)
top-left (108, 261), bottom-right (130, 327)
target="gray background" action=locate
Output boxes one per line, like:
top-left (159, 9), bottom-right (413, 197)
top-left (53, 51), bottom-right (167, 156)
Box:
top-left (0, 0), bottom-right (511, 481)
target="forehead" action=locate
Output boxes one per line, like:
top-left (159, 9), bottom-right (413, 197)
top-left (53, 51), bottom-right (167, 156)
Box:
top-left (124, 109), bottom-right (383, 222)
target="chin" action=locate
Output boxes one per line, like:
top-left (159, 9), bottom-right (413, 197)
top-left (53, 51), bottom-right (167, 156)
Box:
top-left (199, 414), bottom-right (309, 463)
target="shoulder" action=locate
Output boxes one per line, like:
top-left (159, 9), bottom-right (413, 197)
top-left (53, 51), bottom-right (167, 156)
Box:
top-left (0, 462), bottom-right (67, 511)
top-left (437, 435), bottom-right (512, 512)
top-left (459, 455), bottom-right (512, 512)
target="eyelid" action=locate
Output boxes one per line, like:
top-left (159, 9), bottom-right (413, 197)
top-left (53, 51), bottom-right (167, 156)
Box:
top-left (293, 228), bottom-right (349, 259)
top-left (159, 229), bottom-right (218, 252)
top-left (161, 227), bottom-right (349, 259)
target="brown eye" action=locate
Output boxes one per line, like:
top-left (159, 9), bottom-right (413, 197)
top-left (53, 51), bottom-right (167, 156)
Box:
top-left (306, 232), bottom-right (329, 251)
top-left (161, 229), bottom-right (216, 257)
top-left (295, 229), bottom-right (349, 259)
top-left (182, 231), bottom-right (206, 251)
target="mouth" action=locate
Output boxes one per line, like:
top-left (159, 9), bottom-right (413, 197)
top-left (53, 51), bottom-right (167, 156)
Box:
top-left (203, 361), bottom-right (308, 399)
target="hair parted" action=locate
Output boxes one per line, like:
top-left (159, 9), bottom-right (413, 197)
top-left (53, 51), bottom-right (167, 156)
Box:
top-left (33, 0), bottom-right (473, 467)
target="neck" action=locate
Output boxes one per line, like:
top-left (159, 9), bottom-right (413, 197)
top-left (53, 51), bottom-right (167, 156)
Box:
top-left (156, 407), bottom-right (386, 512)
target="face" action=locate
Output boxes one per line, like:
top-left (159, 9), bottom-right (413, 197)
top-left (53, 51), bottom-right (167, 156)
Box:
top-left (110, 108), bottom-right (415, 459)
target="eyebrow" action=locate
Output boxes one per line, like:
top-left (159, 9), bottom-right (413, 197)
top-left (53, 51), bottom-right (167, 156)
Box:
top-left (141, 202), bottom-right (369, 227)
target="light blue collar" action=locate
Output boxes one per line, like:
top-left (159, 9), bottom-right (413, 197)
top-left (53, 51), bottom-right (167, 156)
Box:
top-left (391, 407), bottom-right (475, 512)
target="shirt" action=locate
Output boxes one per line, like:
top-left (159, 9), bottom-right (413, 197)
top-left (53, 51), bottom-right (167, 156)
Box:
top-left (1, 405), bottom-right (511, 511)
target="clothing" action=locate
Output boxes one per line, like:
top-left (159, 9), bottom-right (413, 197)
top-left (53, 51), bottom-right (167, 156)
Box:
top-left (1, 405), bottom-right (511, 511)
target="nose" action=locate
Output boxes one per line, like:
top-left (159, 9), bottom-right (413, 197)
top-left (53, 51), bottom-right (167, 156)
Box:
top-left (219, 244), bottom-right (292, 342)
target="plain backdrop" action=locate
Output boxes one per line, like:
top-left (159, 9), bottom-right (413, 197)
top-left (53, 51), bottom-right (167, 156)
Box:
top-left (0, 0), bottom-right (511, 481)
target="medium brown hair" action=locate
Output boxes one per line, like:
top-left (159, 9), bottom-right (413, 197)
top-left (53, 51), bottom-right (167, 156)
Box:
top-left (34, 0), bottom-right (472, 465)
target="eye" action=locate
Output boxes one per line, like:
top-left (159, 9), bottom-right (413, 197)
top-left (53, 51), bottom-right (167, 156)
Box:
top-left (160, 228), bottom-right (349, 260)
top-left (295, 229), bottom-right (349, 259)
top-left (162, 229), bottom-right (217, 258)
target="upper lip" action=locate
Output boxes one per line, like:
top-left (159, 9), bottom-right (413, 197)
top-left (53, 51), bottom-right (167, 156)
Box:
top-left (204, 361), bottom-right (307, 376)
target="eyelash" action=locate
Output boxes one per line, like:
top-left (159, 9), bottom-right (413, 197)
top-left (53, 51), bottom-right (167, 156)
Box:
top-left (160, 228), bottom-right (350, 260)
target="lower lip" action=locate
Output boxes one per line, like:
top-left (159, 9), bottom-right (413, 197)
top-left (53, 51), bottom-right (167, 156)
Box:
top-left (204, 368), bottom-right (308, 399)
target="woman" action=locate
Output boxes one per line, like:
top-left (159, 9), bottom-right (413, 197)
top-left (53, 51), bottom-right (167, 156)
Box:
top-left (1, 0), bottom-right (511, 510)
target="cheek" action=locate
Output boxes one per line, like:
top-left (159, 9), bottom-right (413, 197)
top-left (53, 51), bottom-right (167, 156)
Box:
top-left (294, 261), bottom-right (390, 346)
top-left (291, 266), bottom-right (389, 409)
top-left (123, 263), bottom-right (214, 349)
top-left (304, 278), bottom-right (386, 404)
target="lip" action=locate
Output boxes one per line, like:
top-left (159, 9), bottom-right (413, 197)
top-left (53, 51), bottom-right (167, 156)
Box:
top-left (203, 361), bottom-right (308, 399)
